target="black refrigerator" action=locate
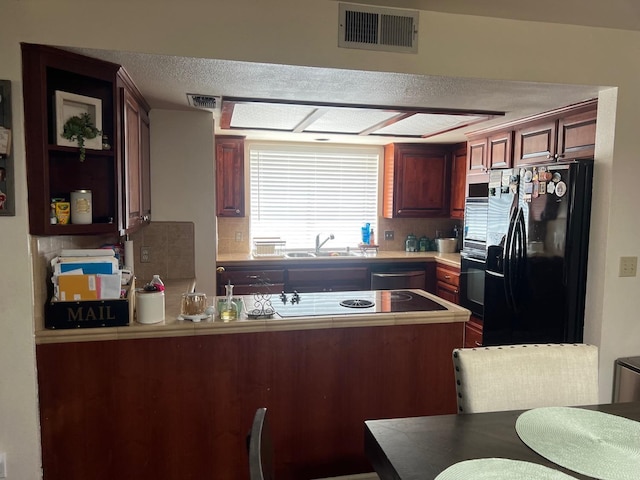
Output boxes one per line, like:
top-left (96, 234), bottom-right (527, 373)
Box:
top-left (483, 159), bottom-right (594, 346)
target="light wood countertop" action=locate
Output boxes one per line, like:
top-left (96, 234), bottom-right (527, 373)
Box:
top-left (35, 281), bottom-right (469, 344)
top-left (217, 251), bottom-right (462, 268)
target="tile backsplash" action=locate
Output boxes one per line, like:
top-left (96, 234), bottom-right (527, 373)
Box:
top-left (129, 221), bottom-right (195, 283)
top-left (216, 216), bottom-right (461, 254)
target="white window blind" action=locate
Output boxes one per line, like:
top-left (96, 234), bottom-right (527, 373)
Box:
top-left (249, 143), bottom-right (379, 249)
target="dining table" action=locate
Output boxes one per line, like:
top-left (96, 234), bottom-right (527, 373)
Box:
top-left (364, 401), bottom-right (640, 480)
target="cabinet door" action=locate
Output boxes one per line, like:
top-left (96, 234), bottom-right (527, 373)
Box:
top-left (488, 131), bottom-right (513, 169)
top-left (216, 136), bottom-right (245, 217)
top-left (140, 110), bottom-right (151, 222)
top-left (466, 137), bottom-right (488, 183)
top-left (514, 119), bottom-right (558, 166)
top-left (384, 144), bottom-right (450, 218)
top-left (450, 144), bottom-right (467, 219)
top-left (123, 87), bottom-right (143, 232)
top-left (557, 108), bottom-right (597, 159)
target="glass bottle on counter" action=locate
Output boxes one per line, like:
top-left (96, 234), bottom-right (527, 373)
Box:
top-left (220, 282), bottom-right (238, 322)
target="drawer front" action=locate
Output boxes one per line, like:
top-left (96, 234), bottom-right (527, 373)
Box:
top-left (436, 281), bottom-right (459, 304)
top-left (464, 321), bottom-right (483, 348)
top-left (219, 269), bottom-right (285, 285)
top-left (436, 266), bottom-right (460, 287)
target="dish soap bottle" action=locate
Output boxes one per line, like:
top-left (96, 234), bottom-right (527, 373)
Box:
top-left (220, 282), bottom-right (238, 322)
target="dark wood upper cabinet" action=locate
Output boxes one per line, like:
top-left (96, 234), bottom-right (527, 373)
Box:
top-left (557, 107), bottom-right (597, 159)
top-left (21, 43), bottom-right (149, 235)
top-left (383, 143), bottom-right (451, 218)
top-left (488, 131), bottom-right (513, 169)
top-left (215, 136), bottom-right (245, 217)
top-left (513, 118), bottom-right (558, 166)
top-left (467, 99), bottom-right (597, 184)
top-left (120, 76), bottom-right (151, 234)
top-left (466, 137), bottom-right (488, 184)
top-left (449, 143), bottom-right (467, 219)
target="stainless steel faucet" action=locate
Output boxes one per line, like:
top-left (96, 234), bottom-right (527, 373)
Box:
top-left (315, 233), bottom-right (335, 254)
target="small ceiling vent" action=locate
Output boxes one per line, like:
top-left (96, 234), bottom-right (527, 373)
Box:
top-left (338, 3), bottom-right (418, 54)
top-left (186, 94), bottom-right (221, 110)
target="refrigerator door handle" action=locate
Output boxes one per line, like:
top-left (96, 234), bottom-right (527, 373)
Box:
top-left (503, 205), bottom-right (519, 311)
top-left (511, 208), bottom-right (527, 313)
top-left (508, 208), bottom-right (522, 313)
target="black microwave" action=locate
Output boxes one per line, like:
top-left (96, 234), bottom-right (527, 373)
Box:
top-left (462, 198), bottom-right (488, 260)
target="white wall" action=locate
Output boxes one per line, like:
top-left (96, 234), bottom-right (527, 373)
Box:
top-left (2, 1), bottom-right (640, 478)
top-left (149, 110), bottom-right (216, 296)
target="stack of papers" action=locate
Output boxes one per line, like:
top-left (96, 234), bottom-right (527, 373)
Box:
top-left (51, 249), bottom-right (123, 301)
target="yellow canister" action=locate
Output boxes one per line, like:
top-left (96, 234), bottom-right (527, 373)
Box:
top-left (55, 202), bottom-right (71, 224)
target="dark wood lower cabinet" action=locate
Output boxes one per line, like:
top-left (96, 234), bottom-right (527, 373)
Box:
top-left (37, 323), bottom-right (463, 480)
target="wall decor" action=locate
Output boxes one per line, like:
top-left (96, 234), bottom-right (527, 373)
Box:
top-left (55, 90), bottom-right (103, 150)
top-left (0, 80), bottom-right (14, 216)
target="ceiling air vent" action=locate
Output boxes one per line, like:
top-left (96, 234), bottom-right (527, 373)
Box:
top-left (186, 94), bottom-right (221, 110)
top-left (338, 3), bottom-right (418, 54)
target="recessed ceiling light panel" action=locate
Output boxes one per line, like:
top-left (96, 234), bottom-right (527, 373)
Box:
top-left (231, 103), bottom-right (316, 130)
top-left (305, 108), bottom-right (399, 134)
top-left (373, 113), bottom-right (488, 136)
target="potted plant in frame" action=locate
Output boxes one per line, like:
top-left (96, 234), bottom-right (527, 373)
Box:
top-left (61, 112), bottom-right (101, 162)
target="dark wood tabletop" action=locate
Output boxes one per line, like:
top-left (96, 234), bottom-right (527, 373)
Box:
top-left (364, 401), bottom-right (640, 480)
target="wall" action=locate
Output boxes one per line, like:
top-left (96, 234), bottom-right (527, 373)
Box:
top-left (148, 110), bottom-right (216, 296)
top-left (2, 1), bottom-right (640, 478)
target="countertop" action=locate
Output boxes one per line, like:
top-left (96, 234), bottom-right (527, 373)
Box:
top-left (35, 279), bottom-right (469, 344)
top-left (217, 250), bottom-right (462, 268)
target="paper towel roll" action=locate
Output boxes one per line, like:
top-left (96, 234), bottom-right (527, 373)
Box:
top-left (124, 240), bottom-right (134, 272)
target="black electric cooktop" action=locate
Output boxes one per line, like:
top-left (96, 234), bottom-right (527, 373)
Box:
top-left (272, 290), bottom-right (447, 318)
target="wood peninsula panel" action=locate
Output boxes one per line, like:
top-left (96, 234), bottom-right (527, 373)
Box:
top-left (37, 322), bottom-right (463, 480)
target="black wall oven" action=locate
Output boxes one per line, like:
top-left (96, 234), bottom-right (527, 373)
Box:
top-left (460, 198), bottom-right (488, 319)
top-left (460, 254), bottom-right (486, 319)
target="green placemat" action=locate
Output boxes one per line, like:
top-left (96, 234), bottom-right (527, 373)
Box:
top-left (516, 407), bottom-right (640, 480)
top-left (435, 458), bottom-right (578, 480)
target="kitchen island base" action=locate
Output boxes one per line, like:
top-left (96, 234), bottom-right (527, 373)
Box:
top-left (37, 322), bottom-right (463, 480)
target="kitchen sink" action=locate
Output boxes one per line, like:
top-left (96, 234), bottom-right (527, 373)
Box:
top-left (315, 251), bottom-right (361, 257)
top-left (284, 252), bottom-right (317, 258)
top-left (284, 250), bottom-right (362, 258)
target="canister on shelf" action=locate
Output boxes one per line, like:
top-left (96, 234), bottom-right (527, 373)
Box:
top-left (70, 189), bottom-right (92, 224)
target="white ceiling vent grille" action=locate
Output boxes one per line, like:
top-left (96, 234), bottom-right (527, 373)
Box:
top-left (186, 94), bottom-right (221, 110)
top-left (338, 3), bottom-right (418, 54)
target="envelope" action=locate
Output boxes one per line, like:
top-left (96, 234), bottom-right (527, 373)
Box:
top-left (58, 274), bottom-right (99, 301)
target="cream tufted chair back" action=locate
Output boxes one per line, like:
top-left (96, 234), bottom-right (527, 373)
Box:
top-left (452, 344), bottom-right (599, 414)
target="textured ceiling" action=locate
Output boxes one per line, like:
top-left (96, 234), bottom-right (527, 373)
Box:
top-left (67, 44), bottom-right (601, 144)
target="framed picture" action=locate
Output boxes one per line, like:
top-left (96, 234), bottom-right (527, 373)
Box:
top-left (55, 90), bottom-right (103, 149)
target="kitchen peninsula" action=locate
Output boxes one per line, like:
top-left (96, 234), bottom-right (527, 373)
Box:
top-left (35, 266), bottom-right (469, 480)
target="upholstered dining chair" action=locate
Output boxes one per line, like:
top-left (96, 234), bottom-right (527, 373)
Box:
top-left (452, 343), bottom-right (599, 414)
top-left (247, 407), bottom-right (379, 480)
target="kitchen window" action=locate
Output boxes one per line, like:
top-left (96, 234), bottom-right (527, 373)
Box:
top-left (249, 143), bottom-right (379, 249)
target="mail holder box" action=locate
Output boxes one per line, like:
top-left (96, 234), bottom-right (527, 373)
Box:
top-left (45, 284), bottom-right (133, 329)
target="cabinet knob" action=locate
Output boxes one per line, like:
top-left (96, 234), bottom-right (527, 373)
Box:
top-left (454, 289), bottom-right (459, 294)
top-left (235, 209), bottom-right (240, 214)
top-left (216, 266), bottom-right (225, 273)
top-left (444, 275), bottom-right (451, 280)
